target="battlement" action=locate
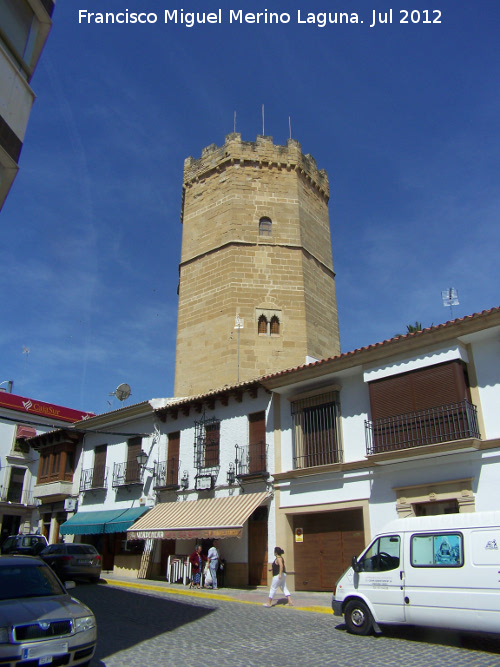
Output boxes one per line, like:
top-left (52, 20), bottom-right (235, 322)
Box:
top-left (183, 133), bottom-right (329, 198)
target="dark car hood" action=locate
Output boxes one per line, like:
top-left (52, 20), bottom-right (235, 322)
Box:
top-left (0, 595), bottom-right (93, 626)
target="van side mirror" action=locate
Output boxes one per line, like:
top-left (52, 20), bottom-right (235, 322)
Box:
top-left (351, 555), bottom-right (360, 573)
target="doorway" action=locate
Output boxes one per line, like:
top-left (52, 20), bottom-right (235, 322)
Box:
top-left (293, 509), bottom-right (365, 591)
top-left (248, 505), bottom-right (268, 586)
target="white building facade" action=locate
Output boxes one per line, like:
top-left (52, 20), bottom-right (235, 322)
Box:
top-left (0, 0), bottom-right (54, 208)
top-left (264, 307), bottom-right (500, 591)
top-left (27, 308), bottom-right (500, 592)
top-left (0, 386), bottom-right (92, 545)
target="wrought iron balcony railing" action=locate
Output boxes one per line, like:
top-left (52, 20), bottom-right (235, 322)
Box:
top-left (235, 441), bottom-right (268, 477)
top-left (112, 461), bottom-right (142, 487)
top-left (80, 466), bottom-right (109, 491)
top-left (153, 458), bottom-right (179, 488)
top-left (365, 400), bottom-right (481, 455)
top-left (0, 488), bottom-right (39, 506)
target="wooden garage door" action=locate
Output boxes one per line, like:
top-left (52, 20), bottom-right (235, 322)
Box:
top-left (293, 510), bottom-right (365, 591)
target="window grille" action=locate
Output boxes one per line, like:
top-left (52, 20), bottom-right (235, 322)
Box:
top-left (291, 391), bottom-right (342, 469)
top-left (194, 412), bottom-right (221, 470)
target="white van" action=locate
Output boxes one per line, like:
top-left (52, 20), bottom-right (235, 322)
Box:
top-left (332, 511), bottom-right (500, 635)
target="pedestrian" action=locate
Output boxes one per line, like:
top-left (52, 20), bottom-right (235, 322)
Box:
top-left (207, 539), bottom-right (220, 589)
top-left (188, 545), bottom-right (206, 589)
top-left (263, 547), bottom-right (293, 607)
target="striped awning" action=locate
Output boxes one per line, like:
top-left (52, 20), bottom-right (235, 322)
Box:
top-left (127, 492), bottom-right (269, 540)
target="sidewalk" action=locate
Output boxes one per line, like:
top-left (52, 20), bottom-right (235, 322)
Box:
top-left (100, 571), bottom-right (333, 615)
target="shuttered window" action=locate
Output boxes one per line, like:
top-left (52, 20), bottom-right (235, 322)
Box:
top-left (93, 445), bottom-right (107, 488)
top-left (248, 411), bottom-right (266, 474)
top-left (126, 437), bottom-right (142, 482)
top-left (369, 361), bottom-right (471, 419)
top-left (166, 432), bottom-right (180, 485)
top-left (292, 391), bottom-right (342, 469)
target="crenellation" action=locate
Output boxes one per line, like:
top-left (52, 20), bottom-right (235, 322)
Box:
top-left (182, 134), bottom-right (329, 202)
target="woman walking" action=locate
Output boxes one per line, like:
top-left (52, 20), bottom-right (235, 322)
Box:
top-left (263, 547), bottom-right (293, 607)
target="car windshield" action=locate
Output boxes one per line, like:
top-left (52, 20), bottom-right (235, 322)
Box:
top-left (0, 564), bottom-right (65, 600)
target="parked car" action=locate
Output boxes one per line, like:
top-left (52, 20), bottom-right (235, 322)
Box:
top-left (0, 555), bottom-right (96, 666)
top-left (1, 534), bottom-right (48, 556)
top-left (40, 544), bottom-right (102, 583)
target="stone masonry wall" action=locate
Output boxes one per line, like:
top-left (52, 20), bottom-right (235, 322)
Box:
top-left (174, 134), bottom-right (340, 397)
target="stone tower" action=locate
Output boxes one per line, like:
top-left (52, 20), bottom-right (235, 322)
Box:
top-left (174, 133), bottom-right (340, 397)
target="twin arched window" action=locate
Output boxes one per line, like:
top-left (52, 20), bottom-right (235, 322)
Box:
top-left (258, 314), bottom-right (280, 336)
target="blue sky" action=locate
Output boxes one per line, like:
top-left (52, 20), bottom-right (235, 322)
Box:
top-left (1, 0), bottom-right (498, 414)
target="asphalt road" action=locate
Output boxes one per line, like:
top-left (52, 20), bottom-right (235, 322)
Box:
top-left (72, 582), bottom-right (500, 667)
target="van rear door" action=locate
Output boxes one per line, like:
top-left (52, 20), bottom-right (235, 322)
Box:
top-left (354, 534), bottom-right (405, 624)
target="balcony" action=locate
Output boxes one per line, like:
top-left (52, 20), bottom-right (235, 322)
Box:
top-left (112, 461), bottom-right (142, 488)
top-left (153, 459), bottom-right (179, 490)
top-left (235, 442), bottom-right (269, 479)
top-left (34, 480), bottom-right (73, 501)
top-left (79, 466), bottom-right (109, 492)
top-left (0, 488), bottom-right (39, 507)
top-left (365, 400), bottom-right (481, 456)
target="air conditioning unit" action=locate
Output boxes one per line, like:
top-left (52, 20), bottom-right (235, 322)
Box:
top-left (64, 498), bottom-right (77, 512)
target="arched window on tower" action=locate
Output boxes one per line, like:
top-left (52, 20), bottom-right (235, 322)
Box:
top-left (259, 217), bottom-right (272, 237)
top-left (258, 314), bottom-right (268, 335)
top-left (270, 315), bottom-right (280, 335)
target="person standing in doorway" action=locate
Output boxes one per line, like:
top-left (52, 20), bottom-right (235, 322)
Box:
top-left (263, 547), bottom-right (293, 607)
top-left (207, 539), bottom-right (220, 589)
top-left (189, 545), bottom-right (206, 589)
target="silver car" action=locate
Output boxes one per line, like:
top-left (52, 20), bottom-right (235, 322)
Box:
top-left (0, 555), bottom-right (96, 666)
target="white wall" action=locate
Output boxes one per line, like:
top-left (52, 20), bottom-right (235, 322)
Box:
top-left (470, 331), bottom-right (500, 440)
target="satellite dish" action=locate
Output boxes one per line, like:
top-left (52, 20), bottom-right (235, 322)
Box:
top-left (111, 383), bottom-right (131, 401)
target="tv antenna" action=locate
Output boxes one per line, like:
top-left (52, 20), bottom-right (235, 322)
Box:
top-left (441, 288), bottom-right (459, 319)
top-left (109, 383), bottom-right (131, 402)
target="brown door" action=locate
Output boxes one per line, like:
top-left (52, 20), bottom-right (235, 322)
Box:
top-left (248, 506), bottom-right (268, 586)
top-left (293, 510), bottom-right (365, 591)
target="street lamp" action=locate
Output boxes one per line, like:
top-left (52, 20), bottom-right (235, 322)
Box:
top-left (136, 451), bottom-right (156, 475)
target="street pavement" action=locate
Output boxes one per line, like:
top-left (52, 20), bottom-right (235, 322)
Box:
top-left (70, 575), bottom-right (500, 667)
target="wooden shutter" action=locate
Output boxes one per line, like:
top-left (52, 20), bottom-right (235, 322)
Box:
top-left (166, 432), bottom-right (180, 485)
top-left (93, 445), bottom-right (107, 487)
top-left (249, 411), bottom-right (266, 473)
top-left (126, 437), bottom-right (142, 482)
top-left (369, 360), bottom-right (470, 419)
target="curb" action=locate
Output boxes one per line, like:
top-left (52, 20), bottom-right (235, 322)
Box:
top-left (101, 578), bottom-right (332, 615)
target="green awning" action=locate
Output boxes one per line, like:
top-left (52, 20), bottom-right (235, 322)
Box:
top-left (60, 507), bottom-right (150, 535)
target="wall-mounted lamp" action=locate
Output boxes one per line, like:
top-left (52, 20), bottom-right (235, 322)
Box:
top-left (227, 462), bottom-right (235, 486)
top-left (180, 470), bottom-right (189, 490)
top-left (136, 451), bottom-right (156, 476)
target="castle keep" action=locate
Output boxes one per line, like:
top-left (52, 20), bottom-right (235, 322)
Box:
top-left (174, 134), bottom-right (340, 397)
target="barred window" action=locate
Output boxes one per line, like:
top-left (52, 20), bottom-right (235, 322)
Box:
top-left (270, 315), bottom-right (280, 335)
top-left (291, 391), bottom-right (342, 469)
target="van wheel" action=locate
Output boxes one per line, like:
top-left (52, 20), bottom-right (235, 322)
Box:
top-left (344, 600), bottom-right (373, 635)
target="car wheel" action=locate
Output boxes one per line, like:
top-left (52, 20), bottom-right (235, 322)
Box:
top-left (344, 599), bottom-right (374, 636)
top-left (89, 576), bottom-right (100, 584)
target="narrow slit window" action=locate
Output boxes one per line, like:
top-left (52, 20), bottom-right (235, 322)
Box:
top-left (259, 217), bottom-right (272, 236)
